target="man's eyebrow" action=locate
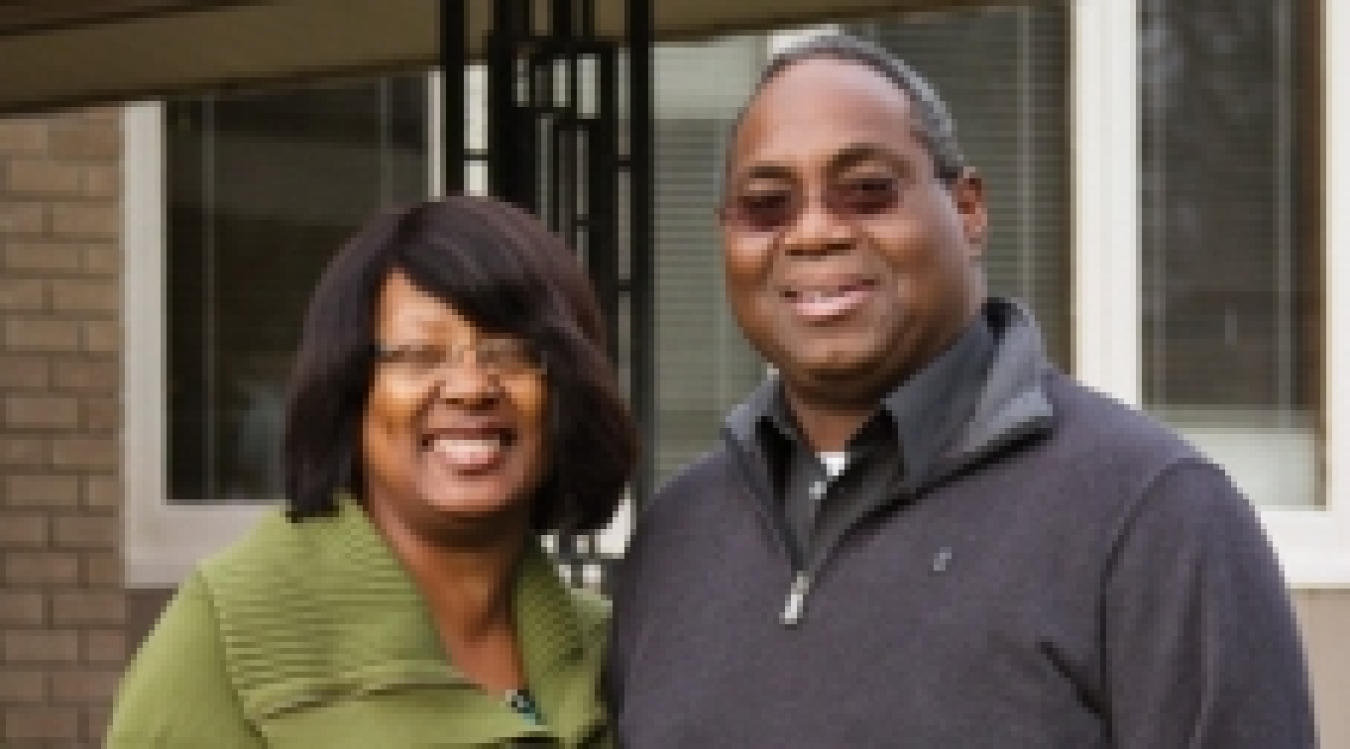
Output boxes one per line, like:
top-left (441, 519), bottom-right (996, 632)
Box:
top-left (828, 144), bottom-right (915, 174)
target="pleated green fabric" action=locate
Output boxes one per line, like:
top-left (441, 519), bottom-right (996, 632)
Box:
top-left (109, 497), bottom-right (611, 748)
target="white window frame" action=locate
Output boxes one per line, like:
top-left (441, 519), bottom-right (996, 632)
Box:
top-left (122, 74), bottom-right (454, 586)
top-left (122, 102), bottom-right (267, 587)
top-left (1073, 0), bottom-right (1350, 587)
top-left (122, 68), bottom-right (637, 586)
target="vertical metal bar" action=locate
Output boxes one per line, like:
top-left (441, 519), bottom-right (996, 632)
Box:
top-left (439, 0), bottom-right (465, 195)
top-left (517, 0), bottom-right (538, 214)
top-left (592, 47), bottom-right (620, 360)
top-left (489, 0), bottom-right (533, 208)
top-left (563, 0), bottom-right (581, 249)
top-left (626, 0), bottom-right (656, 510)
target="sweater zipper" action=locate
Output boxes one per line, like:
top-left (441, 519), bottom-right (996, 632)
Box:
top-left (781, 571), bottom-right (812, 626)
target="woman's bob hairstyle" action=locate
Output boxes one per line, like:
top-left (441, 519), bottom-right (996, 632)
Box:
top-left (283, 195), bottom-right (638, 534)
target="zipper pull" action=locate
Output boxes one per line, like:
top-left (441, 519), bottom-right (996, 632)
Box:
top-left (781, 572), bottom-right (811, 627)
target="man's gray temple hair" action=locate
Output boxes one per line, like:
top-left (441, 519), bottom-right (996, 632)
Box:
top-left (726, 33), bottom-right (968, 184)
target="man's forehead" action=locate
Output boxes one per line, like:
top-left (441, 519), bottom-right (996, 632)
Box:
top-left (730, 59), bottom-right (921, 174)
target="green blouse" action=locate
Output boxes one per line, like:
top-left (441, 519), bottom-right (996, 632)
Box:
top-left (108, 500), bottom-right (611, 747)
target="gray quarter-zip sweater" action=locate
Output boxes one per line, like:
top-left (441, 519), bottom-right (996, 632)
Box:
top-left (608, 298), bottom-right (1315, 748)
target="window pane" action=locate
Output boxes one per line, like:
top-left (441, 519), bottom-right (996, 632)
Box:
top-left (167, 75), bottom-right (429, 503)
top-left (1140, 0), bottom-right (1323, 506)
top-left (653, 37), bottom-right (767, 484)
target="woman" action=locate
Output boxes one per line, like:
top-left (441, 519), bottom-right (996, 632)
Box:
top-left (108, 196), bottom-right (638, 747)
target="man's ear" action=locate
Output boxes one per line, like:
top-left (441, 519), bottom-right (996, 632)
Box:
top-left (951, 169), bottom-right (987, 260)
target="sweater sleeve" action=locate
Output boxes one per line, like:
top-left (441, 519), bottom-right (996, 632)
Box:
top-left (107, 571), bottom-right (266, 748)
top-left (1102, 459), bottom-right (1316, 748)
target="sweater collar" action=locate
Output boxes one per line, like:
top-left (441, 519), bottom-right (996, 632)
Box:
top-left (319, 494), bottom-right (587, 682)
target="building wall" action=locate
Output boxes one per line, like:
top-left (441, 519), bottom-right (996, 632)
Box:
top-left (1, 105), bottom-right (1347, 748)
top-left (0, 110), bottom-right (125, 747)
top-left (1296, 590), bottom-right (1350, 748)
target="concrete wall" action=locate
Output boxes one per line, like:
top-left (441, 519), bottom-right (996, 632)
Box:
top-left (0, 109), bottom-right (125, 748)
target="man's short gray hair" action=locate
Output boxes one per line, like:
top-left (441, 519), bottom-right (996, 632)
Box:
top-left (731, 33), bottom-right (967, 183)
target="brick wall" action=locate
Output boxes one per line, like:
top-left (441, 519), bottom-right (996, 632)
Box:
top-left (0, 109), bottom-right (124, 748)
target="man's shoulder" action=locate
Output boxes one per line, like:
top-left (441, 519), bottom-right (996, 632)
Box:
top-left (645, 444), bottom-right (738, 514)
top-left (1042, 370), bottom-right (1200, 459)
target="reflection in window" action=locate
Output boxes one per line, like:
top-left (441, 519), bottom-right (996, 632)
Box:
top-left (167, 76), bottom-right (429, 502)
top-left (1141, 0), bottom-right (1322, 506)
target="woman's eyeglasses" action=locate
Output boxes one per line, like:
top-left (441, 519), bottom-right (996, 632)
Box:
top-left (372, 338), bottom-right (544, 379)
top-left (717, 175), bottom-right (907, 234)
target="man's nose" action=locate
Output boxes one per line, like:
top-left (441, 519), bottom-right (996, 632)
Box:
top-left (783, 191), bottom-right (853, 255)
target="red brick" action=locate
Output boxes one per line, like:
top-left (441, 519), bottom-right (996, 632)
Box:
top-left (82, 630), bottom-right (125, 663)
top-left (5, 241), bottom-right (83, 272)
top-left (81, 551), bottom-right (122, 587)
top-left (51, 360), bottom-right (118, 392)
top-left (0, 118), bottom-right (50, 155)
top-left (0, 671), bottom-right (47, 702)
top-left (0, 202), bottom-right (45, 235)
top-left (0, 278), bottom-right (45, 310)
top-left (83, 163), bottom-right (121, 198)
top-left (50, 279), bottom-right (119, 313)
top-left (53, 516), bottom-right (119, 551)
top-left (82, 242), bottom-right (121, 275)
top-left (81, 397), bottom-right (120, 431)
top-left (5, 475), bottom-right (80, 508)
top-left (85, 704), bottom-right (113, 742)
top-left (5, 552), bottom-right (79, 585)
top-left (4, 630), bottom-right (79, 662)
top-left (0, 437), bottom-right (47, 466)
top-left (0, 591), bottom-right (45, 625)
top-left (5, 395), bottom-right (79, 429)
top-left (0, 355), bottom-right (48, 388)
top-left (0, 513), bottom-right (48, 548)
top-left (82, 476), bottom-right (121, 509)
top-left (52, 591), bottom-right (125, 625)
top-left (50, 201), bottom-right (120, 239)
top-left (6, 159), bottom-right (84, 195)
top-left (50, 670), bottom-right (121, 702)
top-left (81, 320), bottom-right (120, 353)
top-left (50, 437), bottom-right (117, 470)
top-left (5, 319), bottom-right (82, 351)
top-left (4, 705), bottom-right (80, 740)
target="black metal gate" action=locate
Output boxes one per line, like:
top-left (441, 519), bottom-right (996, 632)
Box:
top-left (439, 0), bottom-right (653, 590)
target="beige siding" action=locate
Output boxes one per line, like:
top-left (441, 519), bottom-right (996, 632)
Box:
top-left (1296, 589), bottom-right (1350, 748)
top-left (0, 109), bottom-right (123, 748)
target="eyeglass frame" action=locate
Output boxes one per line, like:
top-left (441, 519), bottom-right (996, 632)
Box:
top-left (370, 338), bottom-right (547, 379)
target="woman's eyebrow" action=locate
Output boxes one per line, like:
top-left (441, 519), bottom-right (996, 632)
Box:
top-left (730, 163), bottom-right (795, 186)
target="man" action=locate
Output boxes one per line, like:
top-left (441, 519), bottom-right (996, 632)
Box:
top-left (607, 34), bottom-right (1315, 748)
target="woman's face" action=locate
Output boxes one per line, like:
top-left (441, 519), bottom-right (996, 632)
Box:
top-left (360, 270), bottom-right (549, 544)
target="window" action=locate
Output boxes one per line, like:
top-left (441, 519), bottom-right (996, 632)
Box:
top-left (1140, 0), bottom-right (1323, 509)
top-left (166, 77), bottom-right (429, 502)
top-left (1075, 0), bottom-right (1347, 584)
top-left (125, 75), bottom-right (432, 584)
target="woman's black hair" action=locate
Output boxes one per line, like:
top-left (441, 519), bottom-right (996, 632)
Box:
top-left (283, 195), bottom-right (638, 534)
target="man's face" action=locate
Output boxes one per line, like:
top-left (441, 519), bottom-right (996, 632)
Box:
top-left (722, 57), bottom-right (987, 410)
